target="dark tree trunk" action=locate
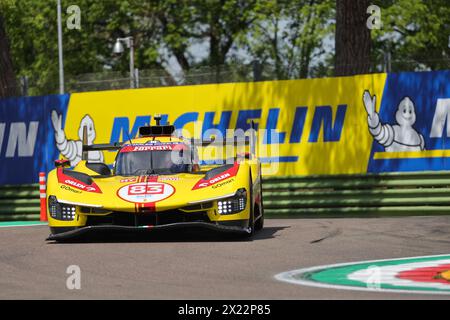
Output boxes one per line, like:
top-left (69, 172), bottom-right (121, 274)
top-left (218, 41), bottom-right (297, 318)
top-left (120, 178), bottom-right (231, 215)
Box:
top-left (334, 0), bottom-right (372, 76)
top-left (298, 0), bottom-right (316, 79)
top-left (0, 13), bottom-right (17, 98)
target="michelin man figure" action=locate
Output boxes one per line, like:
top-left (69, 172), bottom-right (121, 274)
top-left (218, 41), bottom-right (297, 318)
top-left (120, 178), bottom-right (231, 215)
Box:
top-left (51, 110), bottom-right (104, 166)
top-left (363, 90), bottom-right (425, 152)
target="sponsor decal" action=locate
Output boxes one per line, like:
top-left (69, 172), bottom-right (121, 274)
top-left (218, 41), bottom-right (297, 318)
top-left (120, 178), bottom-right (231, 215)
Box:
top-left (159, 176), bottom-right (180, 181)
top-left (275, 254), bottom-right (450, 295)
top-left (120, 178), bottom-right (138, 183)
top-left (192, 163), bottom-right (239, 190)
top-left (60, 185), bottom-right (82, 194)
top-left (117, 181), bottom-right (175, 204)
top-left (119, 143), bottom-right (186, 153)
top-left (57, 168), bottom-right (102, 193)
top-left (212, 178), bottom-right (234, 189)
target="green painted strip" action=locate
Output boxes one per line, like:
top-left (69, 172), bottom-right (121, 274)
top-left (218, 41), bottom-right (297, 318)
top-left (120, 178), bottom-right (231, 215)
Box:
top-left (0, 221), bottom-right (47, 227)
top-left (263, 179), bottom-right (450, 190)
top-left (264, 197), bottom-right (450, 207)
top-left (264, 206), bottom-right (450, 215)
top-left (263, 171), bottom-right (450, 181)
top-left (0, 207), bottom-right (40, 214)
top-left (263, 188), bottom-right (450, 198)
top-left (0, 199), bottom-right (40, 205)
top-left (0, 214), bottom-right (41, 222)
top-left (0, 184), bottom-right (39, 189)
top-left (0, 191), bottom-right (40, 199)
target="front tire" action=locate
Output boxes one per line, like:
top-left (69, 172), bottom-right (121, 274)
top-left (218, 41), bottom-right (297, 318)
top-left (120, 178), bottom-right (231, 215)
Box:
top-left (254, 181), bottom-right (264, 231)
top-left (254, 205), bottom-right (264, 231)
top-left (245, 206), bottom-right (255, 237)
top-left (245, 174), bottom-right (255, 237)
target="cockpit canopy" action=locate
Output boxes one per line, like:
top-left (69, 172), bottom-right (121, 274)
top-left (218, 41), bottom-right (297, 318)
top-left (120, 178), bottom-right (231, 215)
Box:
top-left (114, 142), bottom-right (195, 176)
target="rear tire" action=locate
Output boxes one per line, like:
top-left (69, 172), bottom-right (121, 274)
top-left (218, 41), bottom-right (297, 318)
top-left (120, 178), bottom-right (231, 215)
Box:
top-left (245, 174), bottom-right (255, 237)
top-left (254, 204), bottom-right (264, 231)
top-left (254, 178), bottom-right (264, 231)
top-left (245, 206), bottom-right (255, 237)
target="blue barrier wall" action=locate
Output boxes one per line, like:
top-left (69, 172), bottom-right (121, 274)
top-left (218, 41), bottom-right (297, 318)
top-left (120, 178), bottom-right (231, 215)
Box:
top-left (0, 95), bottom-right (69, 184)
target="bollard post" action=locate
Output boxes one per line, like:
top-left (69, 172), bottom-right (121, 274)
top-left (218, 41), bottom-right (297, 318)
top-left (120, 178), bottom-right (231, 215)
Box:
top-left (39, 172), bottom-right (47, 222)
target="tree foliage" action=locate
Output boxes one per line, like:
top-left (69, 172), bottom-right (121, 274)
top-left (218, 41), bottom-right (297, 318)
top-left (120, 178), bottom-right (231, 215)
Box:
top-left (372, 0), bottom-right (450, 71)
top-left (0, 0), bottom-right (448, 96)
top-left (0, 11), bottom-right (17, 97)
top-left (241, 0), bottom-right (334, 79)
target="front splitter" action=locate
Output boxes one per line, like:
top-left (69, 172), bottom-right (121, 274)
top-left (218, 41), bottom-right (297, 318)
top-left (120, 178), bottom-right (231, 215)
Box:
top-left (46, 222), bottom-right (251, 241)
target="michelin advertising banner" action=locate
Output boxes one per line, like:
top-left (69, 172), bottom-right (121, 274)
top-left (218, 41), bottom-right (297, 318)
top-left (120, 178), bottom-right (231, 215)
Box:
top-left (0, 70), bottom-right (449, 185)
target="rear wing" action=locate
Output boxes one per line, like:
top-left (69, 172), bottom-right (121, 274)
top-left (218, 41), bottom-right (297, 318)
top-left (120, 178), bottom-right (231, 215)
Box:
top-left (81, 126), bottom-right (122, 161)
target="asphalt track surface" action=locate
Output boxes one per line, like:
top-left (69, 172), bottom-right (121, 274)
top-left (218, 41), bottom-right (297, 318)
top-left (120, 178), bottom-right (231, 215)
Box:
top-left (1, 216), bottom-right (450, 299)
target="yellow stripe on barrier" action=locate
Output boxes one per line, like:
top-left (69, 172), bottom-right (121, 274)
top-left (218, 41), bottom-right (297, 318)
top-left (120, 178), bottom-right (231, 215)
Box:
top-left (374, 150), bottom-right (450, 160)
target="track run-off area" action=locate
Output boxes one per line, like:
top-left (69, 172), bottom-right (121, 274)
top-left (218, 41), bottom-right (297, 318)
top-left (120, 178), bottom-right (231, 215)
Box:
top-left (0, 216), bottom-right (450, 299)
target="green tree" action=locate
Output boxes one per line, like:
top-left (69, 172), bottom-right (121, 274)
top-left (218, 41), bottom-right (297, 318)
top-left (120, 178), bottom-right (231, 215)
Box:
top-left (372, 0), bottom-right (450, 72)
top-left (239, 0), bottom-right (334, 80)
top-left (1, 0), bottom-right (141, 95)
top-left (0, 11), bottom-right (17, 97)
top-left (1, 0), bottom-right (267, 93)
top-left (136, 0), bottom-right (264, 80)
top-left (2, 0), bottom-right (448, 97)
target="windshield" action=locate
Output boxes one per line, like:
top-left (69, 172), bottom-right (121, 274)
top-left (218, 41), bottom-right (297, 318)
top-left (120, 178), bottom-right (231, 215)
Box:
top-left (115, 148), bottom-right (193, 176)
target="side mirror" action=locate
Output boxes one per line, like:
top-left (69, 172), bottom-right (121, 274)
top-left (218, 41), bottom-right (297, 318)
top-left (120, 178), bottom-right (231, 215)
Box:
top-left (55, 159), bottom-right (71, 168)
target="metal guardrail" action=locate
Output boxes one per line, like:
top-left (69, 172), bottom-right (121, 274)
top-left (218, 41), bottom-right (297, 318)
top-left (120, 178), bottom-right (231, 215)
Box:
top-left (0, 184), bottom-right (40, 221)
top-left (262, 171), bottom-right (450, 217)
top-left (2, 171), bottom-right (450, 221)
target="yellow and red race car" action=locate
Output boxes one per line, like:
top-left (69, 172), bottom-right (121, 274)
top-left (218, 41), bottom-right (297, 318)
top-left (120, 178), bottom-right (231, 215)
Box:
top-left (46, 118), bottom-right (263, 241)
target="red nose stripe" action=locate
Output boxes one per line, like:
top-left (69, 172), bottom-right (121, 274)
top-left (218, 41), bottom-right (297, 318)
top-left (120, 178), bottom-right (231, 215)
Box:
top-left (138, 175), bottom-right (159, 212)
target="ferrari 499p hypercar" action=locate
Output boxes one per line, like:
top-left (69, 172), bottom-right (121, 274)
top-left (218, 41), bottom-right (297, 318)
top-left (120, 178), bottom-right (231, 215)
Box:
top-left (46, 117), bottom-right (263, 241)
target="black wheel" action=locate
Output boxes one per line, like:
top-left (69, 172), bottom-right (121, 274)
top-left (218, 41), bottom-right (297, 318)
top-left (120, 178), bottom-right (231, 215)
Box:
top-left (245, 205), bottom-right (255, 237)
top-left (254, 165), bottom-right (264, 231)
top-left (254, 204), bottom-right (264, 231)
top-left (245, 174), bottom-right (255, 237)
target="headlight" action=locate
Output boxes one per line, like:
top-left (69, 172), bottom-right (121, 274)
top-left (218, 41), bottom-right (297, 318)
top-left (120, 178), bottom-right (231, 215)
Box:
top-left (48, 196), bottom-right (76, 221)
top-left (217, 188), bottom-right (247, 215)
